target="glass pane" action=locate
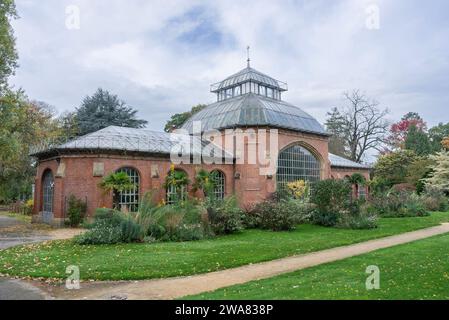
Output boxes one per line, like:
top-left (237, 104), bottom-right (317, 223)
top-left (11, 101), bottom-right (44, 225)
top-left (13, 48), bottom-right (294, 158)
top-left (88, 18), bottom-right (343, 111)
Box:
top-left (116, 167), bottom-right (139, 212)
top-left (276, 145), bottom-right (320, 189)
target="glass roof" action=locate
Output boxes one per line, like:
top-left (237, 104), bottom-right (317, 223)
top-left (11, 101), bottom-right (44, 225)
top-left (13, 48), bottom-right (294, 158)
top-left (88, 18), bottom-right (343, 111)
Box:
top-left (182, 93), bottom-right (328, 135)
top-left (328, 153), bottom-right (372, 169)
top-left (31, 126), bottom-right (234, 159)
top-left (211, 67), bottom-right (288, 92)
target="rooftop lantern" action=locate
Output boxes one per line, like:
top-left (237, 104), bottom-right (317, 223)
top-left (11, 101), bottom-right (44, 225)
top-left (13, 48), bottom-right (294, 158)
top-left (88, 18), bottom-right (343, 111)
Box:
top-left (210, 47), bottom-right (288, 102)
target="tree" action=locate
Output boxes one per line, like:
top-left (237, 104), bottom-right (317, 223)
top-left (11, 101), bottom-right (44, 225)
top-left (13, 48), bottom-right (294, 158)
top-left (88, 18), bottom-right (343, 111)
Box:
top-left (0, 0), bottom-right (18, 92)
top-left (388, 112), bottom-right (427, 150)
top-left (373, 149), bottom-right (420, 187)
top-left (405, 157), bottom-right (434, 194)
top-left (424, 151), bottom-right (449, 193)
top-left (428, 122), bottom-right (449, 152)
top-left (404, 124), bottom-right (431, 156)
top-left (326, 108), bottom-right (349, 157)
top-left (325, 90), bottom-right (389, 162)
top-left (0, 90), bottom-right (62, 202)
top-left (57, 111), bottom-right (79, 139)
top-left (75, 88), bottom-right (148, 136)
top-left (164, 104), bottom-right (206, 132)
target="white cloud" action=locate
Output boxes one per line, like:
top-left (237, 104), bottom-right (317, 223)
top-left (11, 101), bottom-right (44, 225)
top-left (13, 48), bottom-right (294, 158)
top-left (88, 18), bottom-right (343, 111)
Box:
top-left (10, 0), bottom-right (449, 132)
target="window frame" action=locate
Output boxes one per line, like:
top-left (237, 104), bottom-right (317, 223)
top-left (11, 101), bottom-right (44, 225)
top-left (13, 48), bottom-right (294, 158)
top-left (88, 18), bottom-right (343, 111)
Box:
top-left (276, 144), bottom-right (321, 188)
top-left (116, 167), bottom-right (140, 212)
top-left (211, 170), bottom-right (226, 200)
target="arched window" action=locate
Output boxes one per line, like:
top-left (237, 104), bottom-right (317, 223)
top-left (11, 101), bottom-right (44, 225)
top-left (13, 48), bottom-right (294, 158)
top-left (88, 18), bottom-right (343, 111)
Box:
top-left (276, 144), bottom-right (320, 188)
top-left (166, 169), bottom-right (188, 205)
top-left (42, 170), bottom-right (54, 216)
top-left (116, 167), bottom-right (140, 212)
top-left (211, 170), bottom-right (225, 200)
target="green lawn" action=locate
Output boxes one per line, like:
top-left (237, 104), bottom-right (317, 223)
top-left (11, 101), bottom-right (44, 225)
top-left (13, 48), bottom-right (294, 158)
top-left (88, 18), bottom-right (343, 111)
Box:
top-left (188, 232), bottom-right (449, 300)
top-left (1, 212), bottom-right (449, 281)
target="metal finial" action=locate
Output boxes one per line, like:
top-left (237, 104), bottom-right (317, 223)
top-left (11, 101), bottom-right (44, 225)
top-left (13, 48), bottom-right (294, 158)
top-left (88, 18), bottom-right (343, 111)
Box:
top-left (246, 46), bottom-right (251, 68)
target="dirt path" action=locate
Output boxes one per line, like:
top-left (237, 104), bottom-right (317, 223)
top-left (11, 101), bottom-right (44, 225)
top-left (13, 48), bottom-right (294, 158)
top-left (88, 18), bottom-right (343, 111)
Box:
top-left (0, 214), bottom-right (84, 250)
top-left (45, 222), bottom-right (449, 300)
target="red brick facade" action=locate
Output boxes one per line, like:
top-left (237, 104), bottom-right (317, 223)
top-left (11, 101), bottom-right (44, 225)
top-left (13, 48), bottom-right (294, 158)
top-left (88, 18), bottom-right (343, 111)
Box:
top-left (33, 129), bottom-right (370, 226)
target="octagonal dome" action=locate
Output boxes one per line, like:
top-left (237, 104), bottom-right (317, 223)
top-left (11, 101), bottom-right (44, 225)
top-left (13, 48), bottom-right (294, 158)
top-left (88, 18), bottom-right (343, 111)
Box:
top-left (182, 92), bottom-right (327, 135)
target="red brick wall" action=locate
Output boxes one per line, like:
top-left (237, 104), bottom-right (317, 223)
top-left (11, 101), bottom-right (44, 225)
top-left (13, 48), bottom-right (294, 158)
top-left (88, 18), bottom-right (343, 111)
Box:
top-left (33, 129), bottom-right (370, 222)
top-left (34, 154), bottom-right (235, 219)
top-left (330, 167), bottom-right (371, 199)
top-left (230, 128), bottom-right (330, 208)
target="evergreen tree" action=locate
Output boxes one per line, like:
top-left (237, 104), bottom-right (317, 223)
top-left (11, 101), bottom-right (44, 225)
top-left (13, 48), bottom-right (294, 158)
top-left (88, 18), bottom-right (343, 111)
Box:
top-left (75, 88), bottom-right (147, 136)
top-left (404, 124), bottom-right (431, 156)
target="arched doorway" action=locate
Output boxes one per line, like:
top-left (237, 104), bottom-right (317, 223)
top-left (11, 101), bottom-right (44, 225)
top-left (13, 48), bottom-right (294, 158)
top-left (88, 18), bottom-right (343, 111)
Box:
top-left (42, 170), bottom-right (54, 224)
top-left (276, 144), bottom-right (321, 188)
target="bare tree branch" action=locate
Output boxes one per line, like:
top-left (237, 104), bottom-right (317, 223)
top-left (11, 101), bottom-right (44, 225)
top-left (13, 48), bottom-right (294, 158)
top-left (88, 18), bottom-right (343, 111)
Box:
top-left (325, 89), bottom-right (390, 162)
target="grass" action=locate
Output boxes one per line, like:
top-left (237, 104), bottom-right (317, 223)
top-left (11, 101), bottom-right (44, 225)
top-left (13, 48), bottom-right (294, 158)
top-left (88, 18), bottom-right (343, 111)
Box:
top-left (188, 232), bottom-right (449, 300)
top-left (0, 212), bottom-right (448, 281)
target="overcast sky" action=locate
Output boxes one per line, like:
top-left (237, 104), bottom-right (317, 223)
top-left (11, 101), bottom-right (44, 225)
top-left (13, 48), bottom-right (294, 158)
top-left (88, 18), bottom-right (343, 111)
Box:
top-left (10, 0), bottom-right (449, 132)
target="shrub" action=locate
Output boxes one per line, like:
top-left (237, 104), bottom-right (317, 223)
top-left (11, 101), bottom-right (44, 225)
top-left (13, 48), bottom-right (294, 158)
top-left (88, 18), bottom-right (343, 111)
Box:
top-left (247, 199), bottom-right (312, 231)
top-left (286, 180), bottom-right (309, 200)
top-left (369, 191), bottom-right (429, 217)
top-left (67, 195), bottom-right (87, 227)
top-left (310, 209), bottom-right (339, 227)
top-left (310, 179), bottom-right (352, 213)
top-left (136, 192), bottom-right (212, 242)
top-left (420, 187), bottom-right (448, 212)
top-left (309, 179), bottom-right (352, 227)
top-left (75, 218), bottom-right (123, 245)
top-left (24, 199), bottom-right (33, 215)
top-left (338, 205), bottom-right (378, 230)
top-left (74, 209), bottom-right (143, 245)
top-left (206, 196), bottom-right (243, 235)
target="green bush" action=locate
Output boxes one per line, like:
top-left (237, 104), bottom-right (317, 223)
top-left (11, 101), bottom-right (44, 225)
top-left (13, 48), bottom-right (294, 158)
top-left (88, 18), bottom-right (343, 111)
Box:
top-left (311, 209), bottom-right (340, 227)
top-left (369, 191), bottom-right (429, 217)
top-left (338, 205), bottom-right (378, 230)
top-left (247, 199), bottom-right (311, 231)
top-left (310, 179), bottom-right (352, 213)
top-left (206, 196), bottom-right (243, 235)
top-left (420, 187), bottom-right (448, 212)
top-left (74, 209), bottom-right (143, 245)
top-left (136, 192), bottom-right (211, 242)
top-left (309, 179), bottom-right (352, 227)
top-left (67, 195), bottom-right (87, 227)
top-left (75, 218), bottom-right (123, 245)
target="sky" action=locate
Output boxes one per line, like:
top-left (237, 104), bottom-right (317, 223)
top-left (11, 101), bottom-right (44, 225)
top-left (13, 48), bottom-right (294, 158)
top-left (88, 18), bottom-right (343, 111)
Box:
top-left (10, 0), bottom-right (449, 132)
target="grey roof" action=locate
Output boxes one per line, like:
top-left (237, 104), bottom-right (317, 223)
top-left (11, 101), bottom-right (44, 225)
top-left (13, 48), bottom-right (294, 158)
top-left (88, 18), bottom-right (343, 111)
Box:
top-left (329, 153), bottom-right (371, 169)
top-left (210, 67), bottom-right (288, 92)
top-left (31, 126), bottom-right (233, 159)
top-left (182, 93), bottom-right (328, 135)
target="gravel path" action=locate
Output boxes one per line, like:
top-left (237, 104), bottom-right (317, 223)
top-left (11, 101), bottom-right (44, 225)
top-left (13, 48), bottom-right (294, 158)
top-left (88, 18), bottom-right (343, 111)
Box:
top-left (49, 223), bottom-right (449, 300)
